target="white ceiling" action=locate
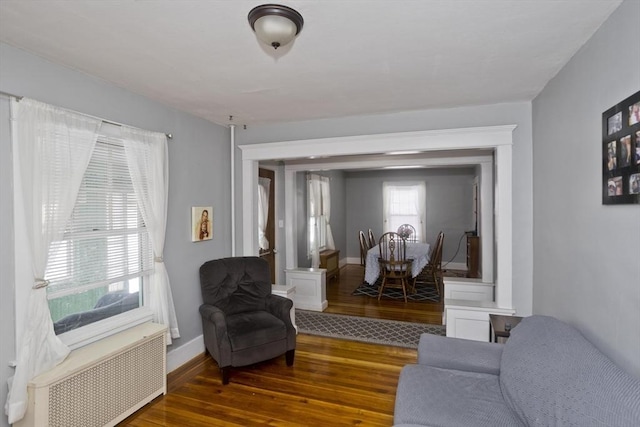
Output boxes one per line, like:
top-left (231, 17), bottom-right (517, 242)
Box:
top-left (0, 0), bottom-right (622, 127)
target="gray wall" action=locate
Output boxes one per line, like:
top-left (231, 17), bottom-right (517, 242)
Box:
top-left (296, 170), bottom-right (347, 268)
top-left (0, 42), bottom-right (231, 427)
top-left (532, 0), bottom-right (640, 377)
top-left (345, 168), bottom-right (475, 265)
top-left (236, 101), bottom-right (533, 318)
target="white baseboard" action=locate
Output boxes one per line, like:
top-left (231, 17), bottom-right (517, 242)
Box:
top-left (166, 334), bottom-right (205, 373)
top-left (443, 262), bottom-right (467, 271)
top-left (346, 257), bottom-right (361, 265)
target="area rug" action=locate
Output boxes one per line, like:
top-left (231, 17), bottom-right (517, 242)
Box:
top-left (295, 309), bottom-right (445, 349)
top-left (351, 282), bottom-right (440, 302)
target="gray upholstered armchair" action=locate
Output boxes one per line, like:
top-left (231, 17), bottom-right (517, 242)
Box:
top-left (199, 256), bottom-right (296, 384)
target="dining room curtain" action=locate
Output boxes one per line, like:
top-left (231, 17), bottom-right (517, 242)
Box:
top-left (307, 174), bottom-right (322, 268)
top-left (257, 177), bottom-right (271, 250)
top-left (320, 176), bottom-right (335, 250)
top-left (413, 182), bottom-right (426, 242)
top-left (382, 182), bottom-right (426, 241)
top-left (122, 127), bottom-right (180, 344)
top-left (6, 98), bottom-right (101, 424)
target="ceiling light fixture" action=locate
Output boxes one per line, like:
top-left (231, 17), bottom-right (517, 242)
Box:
top-left (248, 4), bottom-right (304, 50)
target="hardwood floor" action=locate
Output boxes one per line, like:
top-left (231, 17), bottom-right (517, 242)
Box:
top-left (324, 264), bottom-right (444, 325)
top-left (119, 264), bottom-right (443, 426)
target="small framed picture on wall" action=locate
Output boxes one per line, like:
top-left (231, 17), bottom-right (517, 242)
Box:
top-left (192, 206), bottom-right (213, 242)
top-left (602, 91), bottom-right (640, 205)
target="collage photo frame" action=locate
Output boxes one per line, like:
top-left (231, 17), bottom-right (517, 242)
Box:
top-left (602, 90), bottom-right (640, 204)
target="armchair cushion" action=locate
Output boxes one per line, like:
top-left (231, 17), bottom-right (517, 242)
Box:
top-left (226, 311), bottom-right (287, 351)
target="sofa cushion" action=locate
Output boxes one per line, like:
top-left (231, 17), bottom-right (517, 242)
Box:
top-left (418, 333), bottom-right (503, 375)
top-left (500, 315), bottom-right (640, 426)
top-left (394, 364), bottom-right (525, 427)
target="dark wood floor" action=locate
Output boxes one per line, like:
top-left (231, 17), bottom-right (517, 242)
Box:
top-left (324, 263), bottom-right (444, 324)
top-left (119, 264), bottom-right (443, 426)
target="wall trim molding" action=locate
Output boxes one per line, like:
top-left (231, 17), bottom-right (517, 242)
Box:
top-left (239, 125), bottom-right (515, 314)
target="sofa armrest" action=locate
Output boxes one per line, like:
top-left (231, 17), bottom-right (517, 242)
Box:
top-left (418, 333), bottom-right (503, 375)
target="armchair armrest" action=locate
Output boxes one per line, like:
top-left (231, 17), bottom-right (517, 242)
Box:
top-left (417, 333), bottom-right (503, 375)
top-left (199, 303), bottom-right (226, 322)
top-left (199, 304), bottom-right (228, 339)
top-left (265, 294), bottom-right (294, 328)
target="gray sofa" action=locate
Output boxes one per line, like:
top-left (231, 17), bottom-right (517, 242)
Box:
top-left (394, 315), bottom-right (640, 427)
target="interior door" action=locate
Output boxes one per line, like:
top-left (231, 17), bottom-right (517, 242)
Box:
top-left (258, 168), bottom-right (276, 283)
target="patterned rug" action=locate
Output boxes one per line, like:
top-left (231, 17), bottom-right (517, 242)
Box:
top-left (351, 281), bottom-right (440, 302)
top-left (295, 309), bottom-right (445, 349)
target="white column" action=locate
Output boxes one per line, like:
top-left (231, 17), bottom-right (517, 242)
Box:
top-left (494, 144), bottom-right (513, 309)
top-left (480, 160), bottom-right (494, 284)
top-left (284, 169), bottom-right (297, 269)
top-left (241, 159), bottom-right (258, 256)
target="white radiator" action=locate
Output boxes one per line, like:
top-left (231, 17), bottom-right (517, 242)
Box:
top-left (16, 322), bottom-right (167, 427)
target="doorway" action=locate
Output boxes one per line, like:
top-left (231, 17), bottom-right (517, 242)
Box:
top-left (239, 125), bottom-right (514, 310)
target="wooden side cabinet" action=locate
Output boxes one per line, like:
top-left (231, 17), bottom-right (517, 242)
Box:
top-left (319, 249), bottom-right (340, 282)
top-left (466, 235), bottom-right (480, 278)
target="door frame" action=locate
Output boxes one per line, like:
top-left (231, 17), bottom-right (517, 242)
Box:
top-left (239, 125), bottom-right (514, 310)
top-left (258, 167), bottom-right (276, 283)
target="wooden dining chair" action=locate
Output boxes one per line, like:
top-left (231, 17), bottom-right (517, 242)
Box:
top-left (367, 229), bottom-right (376, 249)
top-left (397, 224), bottom-right (417, 242)
top-left (424, 231), bottom-right (444, 296)
top-left (377, 232), bottom-right (413, 302)
top-left (359, 230), bottom-right (369, 267)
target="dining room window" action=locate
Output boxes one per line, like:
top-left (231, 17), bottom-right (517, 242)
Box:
top-left (307, 174), bottom-right (335, 261)
top-left (382, 181), bottom-right (426, 241)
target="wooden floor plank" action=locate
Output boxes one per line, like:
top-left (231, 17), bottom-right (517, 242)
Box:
top-left (118, 264), bottom-right (445, 426)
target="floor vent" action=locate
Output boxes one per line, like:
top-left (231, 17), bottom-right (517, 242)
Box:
top-left (16, 323), bottom-right (167, 427)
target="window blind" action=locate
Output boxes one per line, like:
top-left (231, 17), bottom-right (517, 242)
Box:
top-left (45, 137), bottom-right (153, 302)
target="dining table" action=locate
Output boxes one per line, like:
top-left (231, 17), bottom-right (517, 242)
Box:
top-left (364, 241), bottom-right (431, 285)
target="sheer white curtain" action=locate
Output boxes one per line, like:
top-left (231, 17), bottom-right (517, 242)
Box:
top-left (6, 98), bottom-right (100, 424)
top-left (320, 176), bottom-right (335, 250)
top-left (257, 177), bottom-right (271, 250)
top-left (382, 182), bottom-right (398, 233)
top-left (413, 183), bottom-right (426, 242)
top-left (382, 182), bottom-right (426, 241)
top-left (307, 174), bottom-right (322, 268)
top-left (122, 127), bottom-right (180, 344)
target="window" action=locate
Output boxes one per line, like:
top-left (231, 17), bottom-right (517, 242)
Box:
top-left (45, 137), bottom-right (153, 335)
top-left (308, 174), bottom-right (327, 252)
top-left (383, 182), bottom-right (426, 241)
top-left (307, 174), bottom-right (335, 257)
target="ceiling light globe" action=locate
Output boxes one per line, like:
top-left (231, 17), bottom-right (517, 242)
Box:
top-left (254, 15), bottom-right (297, 49)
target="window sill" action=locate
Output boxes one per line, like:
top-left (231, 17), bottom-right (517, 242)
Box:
top-left (59, 307), bottom-right (155, 350)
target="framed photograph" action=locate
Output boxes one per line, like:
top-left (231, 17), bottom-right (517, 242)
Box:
top-left (630, 173), bottom-right (640, 195)
top-left (629, 102), bottom-right (640, 126)
top-left (635, 130), bottom-right (640, 165)
top-left (608, 111), bottom-right (622, 135)
top-left (602, 91), bottom-right (640, 205)
top-left (191, 206), bottom-right (212, 242)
